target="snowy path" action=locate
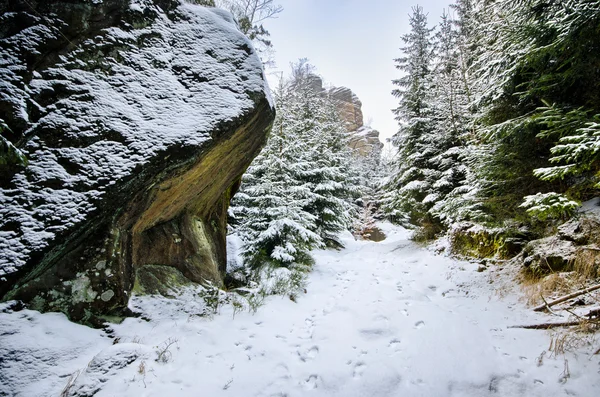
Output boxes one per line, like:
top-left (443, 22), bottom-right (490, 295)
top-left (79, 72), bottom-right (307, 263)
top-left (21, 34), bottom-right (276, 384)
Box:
top-left (1, 224), bottom-right (598, 396)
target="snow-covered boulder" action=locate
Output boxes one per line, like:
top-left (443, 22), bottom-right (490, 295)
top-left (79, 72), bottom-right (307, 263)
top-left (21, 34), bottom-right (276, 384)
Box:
top-left (521, 236), bottom-right (578, 274)
top-left (521, 215), bottom-right (600, 276)
top-left (0, 0), bottom-right (274, 325)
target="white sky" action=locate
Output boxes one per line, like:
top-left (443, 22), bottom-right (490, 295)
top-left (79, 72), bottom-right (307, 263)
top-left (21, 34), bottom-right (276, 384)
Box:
top-left (264, 0), bottom-right (452, 144)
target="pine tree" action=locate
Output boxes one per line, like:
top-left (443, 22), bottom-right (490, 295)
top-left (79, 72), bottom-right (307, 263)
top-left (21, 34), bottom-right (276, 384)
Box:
top-left (469, 0), bottom-right (600, 220)
top-left (384, 6), bottom-right (436, 226)
top-left (287, 62), bottom-right (355, 247)
top-left (425, 9), bottom-right (480, 226)
top-left (231, 61), bottom-right (357, 268)
top-left (231, 79), bottom-right (322, 268)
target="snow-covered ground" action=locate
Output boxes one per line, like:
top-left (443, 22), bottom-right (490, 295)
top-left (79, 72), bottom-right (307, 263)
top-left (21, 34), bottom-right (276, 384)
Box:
top-left (1, 223), bottom-right (598, 396)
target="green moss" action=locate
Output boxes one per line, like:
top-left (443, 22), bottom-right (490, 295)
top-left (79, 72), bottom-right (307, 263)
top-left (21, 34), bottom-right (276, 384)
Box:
top-left (133, 264), bottom-right (195, 296)
top-left (450, 226), bottom-right (523, 259)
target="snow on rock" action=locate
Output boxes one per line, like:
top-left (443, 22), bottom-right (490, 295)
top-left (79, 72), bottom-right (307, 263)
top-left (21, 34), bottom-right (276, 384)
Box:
top-left (2, 223), bottom-right (598, 396)
top-left (517, 212), bottom-right (600, 276)
top-left (0, 0), bottom-right (274, 324)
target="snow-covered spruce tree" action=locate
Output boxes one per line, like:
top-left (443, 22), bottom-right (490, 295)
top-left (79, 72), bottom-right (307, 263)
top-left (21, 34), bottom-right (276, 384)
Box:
top-left (231, 77), bottom-right (322, 270)
top-left (426, 9), bottom-right (484, 227)
top-left (383, 6), bottom-right (437, 227)
top-left (288, 62), bottom-right (356, 247)
top-left (231, 61), bottom-right (356, 270)
top-left (449, 0), bottom-right (474, 104)
top-left (468, 0), bottom-right (600, 223)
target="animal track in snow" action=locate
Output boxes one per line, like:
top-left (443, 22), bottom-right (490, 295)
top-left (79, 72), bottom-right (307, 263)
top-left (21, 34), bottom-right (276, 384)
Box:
top-left (299, 318), bottom-right (316, 340)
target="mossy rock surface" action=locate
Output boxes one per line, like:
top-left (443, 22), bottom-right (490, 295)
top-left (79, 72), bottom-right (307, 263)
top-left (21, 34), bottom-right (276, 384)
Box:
top-left (449, 223), bottom-right (525, 260)
top-left (133, 265), bottom-right (196, 297)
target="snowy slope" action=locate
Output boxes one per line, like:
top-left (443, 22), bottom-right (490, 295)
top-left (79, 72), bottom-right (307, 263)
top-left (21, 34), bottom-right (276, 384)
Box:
top-left (1, 223), bottom-right (598, 396)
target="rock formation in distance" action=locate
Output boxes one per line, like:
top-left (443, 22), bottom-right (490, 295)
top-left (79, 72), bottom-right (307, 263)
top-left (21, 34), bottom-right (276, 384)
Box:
top-left (307, 75), bottom-right (383, 157)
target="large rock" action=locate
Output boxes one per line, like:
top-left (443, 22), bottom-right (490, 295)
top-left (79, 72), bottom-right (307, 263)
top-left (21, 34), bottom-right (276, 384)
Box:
top-left (327, 85), bottom-right (383, 157)
top-left (448, 222), bottom-right (527, 259)
top-left (521, 216), bottom-right (600, 276)
top-left (0, 0), bottom-right (274, 325)
top-left (328, 86), bottom-right (363, 133)
top-left (305, 75), bottom-right (383, 157)
top-left (521, 237), bottom-right (578, 274)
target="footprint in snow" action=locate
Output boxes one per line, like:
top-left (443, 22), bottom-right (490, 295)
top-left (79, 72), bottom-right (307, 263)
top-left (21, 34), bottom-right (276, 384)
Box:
top-left (303, 374), bottom-right (319, 390)
top-left (360, 328), bottom-right (387, 340)
top-left (297, 346), bottom-right (319, 362)
top-left (353, 362), bottom-right (366, 378)
top-left (414, 321), bottom-right (425, 329)
top-left (388, 339), bottom-right (402, 352)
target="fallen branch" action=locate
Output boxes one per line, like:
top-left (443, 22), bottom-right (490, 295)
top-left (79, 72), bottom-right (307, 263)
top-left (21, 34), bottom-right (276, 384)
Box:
top-left (533, 284), bottom-right (600, 312)
top-left (540, 293), bottom-right (564, 317)
top-left (508, 321), bottom-right (583, 330)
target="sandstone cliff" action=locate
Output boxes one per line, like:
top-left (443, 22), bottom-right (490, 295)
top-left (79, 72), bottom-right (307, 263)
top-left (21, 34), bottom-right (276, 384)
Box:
top-left (0, 0), bottom-right (275, 325)
top-left (306, 76), bottom-right (383, 157)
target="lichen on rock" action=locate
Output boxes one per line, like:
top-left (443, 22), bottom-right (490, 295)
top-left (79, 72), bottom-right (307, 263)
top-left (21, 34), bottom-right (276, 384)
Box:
top-left (0, 0), bottom-right (274, 325)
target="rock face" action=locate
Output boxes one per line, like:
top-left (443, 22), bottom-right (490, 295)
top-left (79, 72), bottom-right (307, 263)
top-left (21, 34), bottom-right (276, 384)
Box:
top-left (328, 87), bottom-right (363, 133)
top-left (521, 216), bottom-right (600, 276)
top-left (308, 76), bottom-right (383, 157)
top-left (0, 0), bottom-right (274, 325)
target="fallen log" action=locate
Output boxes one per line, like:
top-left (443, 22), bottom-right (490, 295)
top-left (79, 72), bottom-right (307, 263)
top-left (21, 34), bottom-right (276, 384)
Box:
top-left (533, 284), bottom-right (600, 312)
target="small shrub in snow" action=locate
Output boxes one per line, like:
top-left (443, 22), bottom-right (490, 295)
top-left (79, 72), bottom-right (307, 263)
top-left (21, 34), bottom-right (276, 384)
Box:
top-left (155, 338), bottom-right (178, 364)
top-left (198, 281), bottom-right (229, 316)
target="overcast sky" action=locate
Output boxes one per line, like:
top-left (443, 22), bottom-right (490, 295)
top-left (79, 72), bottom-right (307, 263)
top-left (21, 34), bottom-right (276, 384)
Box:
top-left (264, 0), bottom-right (452, 143)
